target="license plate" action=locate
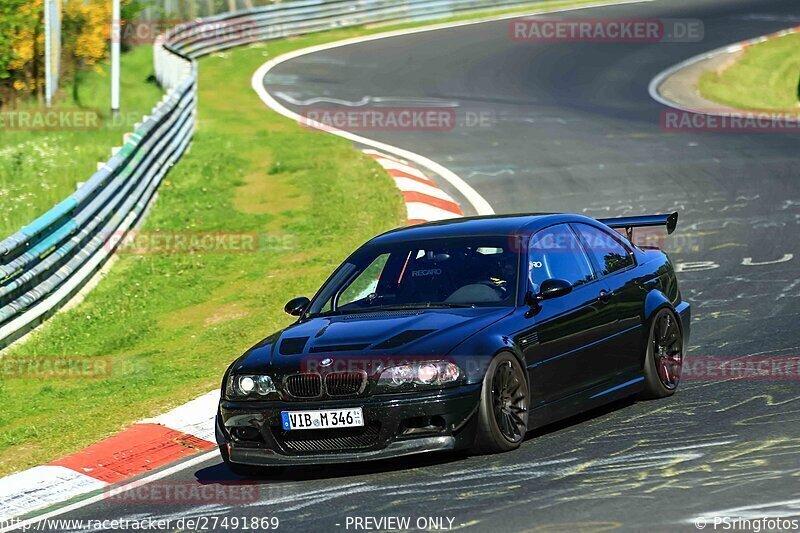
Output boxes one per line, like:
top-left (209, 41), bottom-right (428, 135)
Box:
top-left (281, 408), bottom-right (364, 431)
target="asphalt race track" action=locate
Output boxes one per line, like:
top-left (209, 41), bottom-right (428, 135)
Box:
top-left (36, 0), bottom-right (800, 531)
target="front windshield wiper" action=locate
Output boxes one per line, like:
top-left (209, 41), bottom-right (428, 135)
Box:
top-left (378, 303), bottom-right (477, 310)
top-left (306, 302), bottom-right (476, 318)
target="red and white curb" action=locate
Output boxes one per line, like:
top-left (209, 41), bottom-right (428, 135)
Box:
top-left (722, 25), bottom-right (800, 53)
top-left (362, 149), bottom-right (464, 224)
top-left (0, 390), bottom-right (219, 521)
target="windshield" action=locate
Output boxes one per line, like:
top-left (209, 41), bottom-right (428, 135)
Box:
top-left (307, 236), bottom-right (519, 316)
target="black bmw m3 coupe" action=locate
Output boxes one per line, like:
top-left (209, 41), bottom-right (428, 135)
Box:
top-left (216, 212), bottom-right (690, 473)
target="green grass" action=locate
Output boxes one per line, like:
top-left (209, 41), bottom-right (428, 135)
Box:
top-left (0, 0), bottom-right (629, 476)
top-left (0, 46), bottom-right (164, 238)
top-left (699, 33), bottom-right (800, 111)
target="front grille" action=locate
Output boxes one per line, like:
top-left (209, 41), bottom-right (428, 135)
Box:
top-left (277, 423), bottom-right (381, 452)
top-left (325, 372), bottom-right (366, 396)
top-left (284, 373), bottom-right (322, 398)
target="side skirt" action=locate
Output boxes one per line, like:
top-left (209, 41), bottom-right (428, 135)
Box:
top-left (527, 373), bottom-right (645, 429)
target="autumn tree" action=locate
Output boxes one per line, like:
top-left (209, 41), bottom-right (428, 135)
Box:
top-left (0, 0), bottom-right (142, 108)
top-left (0, 0), bottom-right (44, 106)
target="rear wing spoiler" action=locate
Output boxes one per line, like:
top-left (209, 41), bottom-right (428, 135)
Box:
top-left (597, 212), bottom-right (678, 241)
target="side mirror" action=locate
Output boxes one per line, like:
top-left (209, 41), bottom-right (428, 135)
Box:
top-left (531, 279), bottom-right (573, 304)
top-left (284, 296), bottom-right (310, 317)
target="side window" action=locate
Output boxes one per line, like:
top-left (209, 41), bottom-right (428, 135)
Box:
top-left (528, 224), bottom-right (594, 291)
top-left (336, 254), bottom-right (390, 308)
top-left (573, 224), bottom-right (634, 276)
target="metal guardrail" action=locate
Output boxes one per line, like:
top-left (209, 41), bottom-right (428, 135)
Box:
top-left (0, 0), bottom-right (542, 349)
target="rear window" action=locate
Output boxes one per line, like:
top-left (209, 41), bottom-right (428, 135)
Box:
top-left (573, 223), bottom-right (634, 276)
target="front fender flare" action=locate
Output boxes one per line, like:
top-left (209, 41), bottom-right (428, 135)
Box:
top-left (448, 333), bottom-right (524, 385)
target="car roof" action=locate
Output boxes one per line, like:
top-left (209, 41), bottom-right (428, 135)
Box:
top-left (367, 213), bottom-right (602, 245)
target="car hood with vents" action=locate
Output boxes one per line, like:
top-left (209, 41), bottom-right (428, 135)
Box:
top-left (232, 307), bottom-right (513, 375)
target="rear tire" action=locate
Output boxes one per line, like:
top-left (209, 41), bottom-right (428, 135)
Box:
top-left (473, 352), bottom-right (529, 454)
top-left (638, 308), bottom-right (684, 399)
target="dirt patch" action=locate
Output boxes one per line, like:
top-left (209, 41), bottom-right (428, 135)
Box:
top-left (233, 169), bottom-right (308, 216)
top-left (713, 50), bottom-right (745, 76)
top-left (161, 287), bottom-right (253, 330)
top-left (657, 51), bottom-right (741, 112)
top-left (204, 304), bottom-right (251, 327)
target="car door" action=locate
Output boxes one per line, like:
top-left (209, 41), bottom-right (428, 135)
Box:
top-left (520, 224), bottom-right (611, 403)
top-left (571, 223), bottom-right (645, 377)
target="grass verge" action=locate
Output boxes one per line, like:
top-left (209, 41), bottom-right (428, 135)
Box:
top-left (0, 0), bottom-right (628, 476)
top-left (698, 32), bottom-right (800, 111)
top-left (0, 46), bottom-right (164, 237)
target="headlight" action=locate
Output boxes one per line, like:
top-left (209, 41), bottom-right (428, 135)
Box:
top-left (376, 361), bottom-right (462, 393)
top-left (225, 374), bottom-right (276, 399)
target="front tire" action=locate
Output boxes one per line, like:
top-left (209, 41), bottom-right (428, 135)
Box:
top-left (638, 308), bottom-right (684, 399)
top-left (473, 352), bottom-right (529, 453)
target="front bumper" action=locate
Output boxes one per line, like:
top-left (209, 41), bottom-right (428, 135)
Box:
top-left (216, 383), bottom-right (481, 466)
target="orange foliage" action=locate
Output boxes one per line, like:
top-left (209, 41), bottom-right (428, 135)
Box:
top-left (64, 0), bottom-right (112, 67)
top-left (1, 0), bottom-right (135, 104)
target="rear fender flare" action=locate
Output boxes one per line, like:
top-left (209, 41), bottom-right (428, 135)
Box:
top-left (642, 290), bottom-right (682, 364)
top-left (644, 289), bottom-right (672, 323)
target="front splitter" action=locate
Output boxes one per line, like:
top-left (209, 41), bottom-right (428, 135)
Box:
top-left (229, 435), bottom-right (456, 466)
